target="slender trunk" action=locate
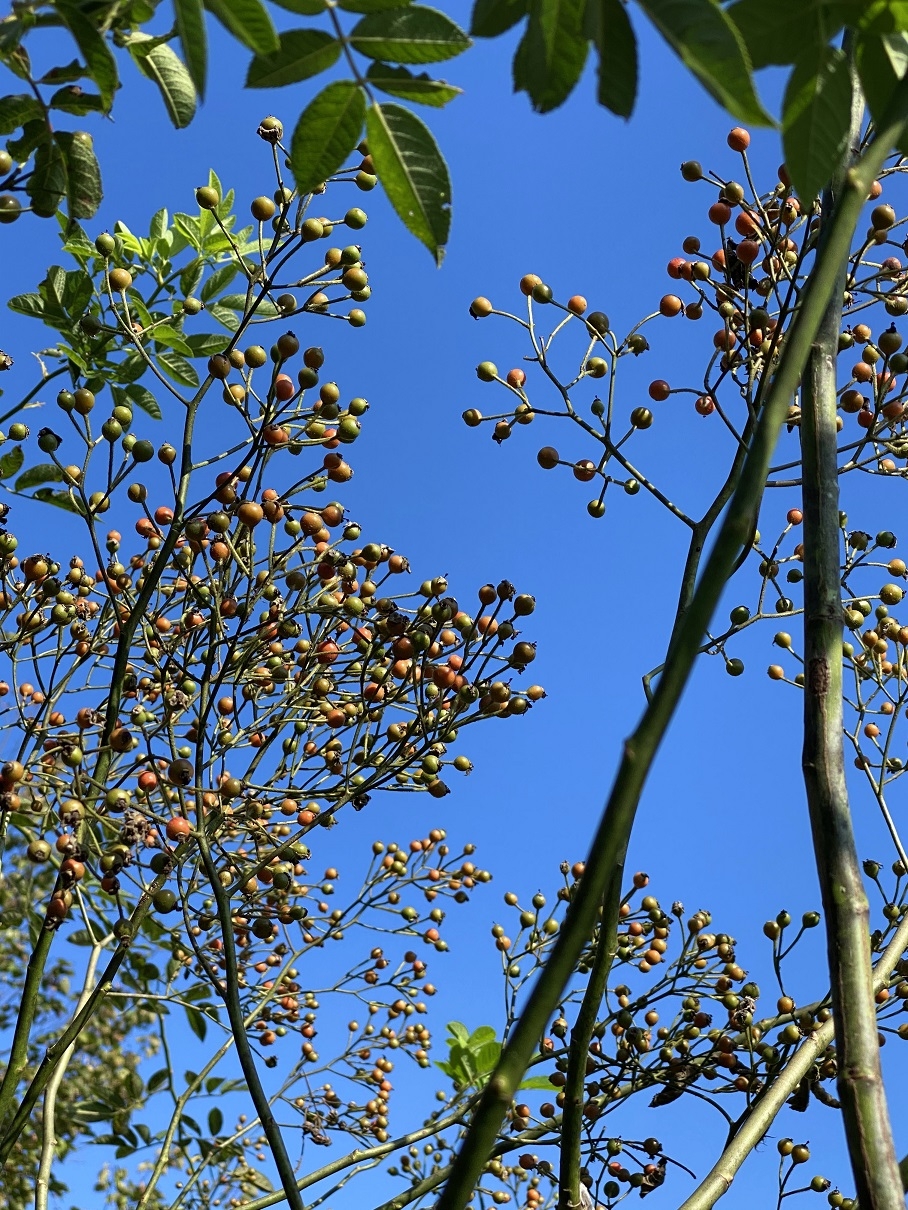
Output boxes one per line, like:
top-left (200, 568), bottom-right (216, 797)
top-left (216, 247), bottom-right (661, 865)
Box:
top-left (800, 88), bottom-right (902, 1207)
top-left (558, 870), bottom-right (620, 1210)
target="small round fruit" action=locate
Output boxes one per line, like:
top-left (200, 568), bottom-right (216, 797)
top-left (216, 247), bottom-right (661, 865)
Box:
top-left (649, 379), bottom-right (670, 401)
top-left (532, 282), bottom-right (553, 304)
top-left (470, 296), bottom-right (493, 318)
top-left (0, 195), bottom-right (22, 224)
top-left (726, 658), bottom-right (745, 676)
top-left (251, 195), bottom-right (276, 221)
top-left (680, 160), bottom-right (702, 181)
top-left (345, 207), bottom-right (367, 229)
top-left (537, 446), bottom-right (559, 469)
top-left (153, 888), bottom-right (178, 913)
top-left (109, 267), bottom-right (133, 292)
top-left (476, 361), bottom-right (498, 382)
top-left (196, 186), bottom-right (220, 209)
top-left (727, 127), bottom-right (751, 152)
top-left (587, 311), bottom-right (610, 335)
top-left (872, 204), bottom-right (896, 231)
top-left (630, 407), bottom-right (653, 429)
top-left (567, 295), bottom-right (587, 315)
top-left (257, 115), bottom-right (283, 143)
top-left (659, 295), bottom-right (682, 317)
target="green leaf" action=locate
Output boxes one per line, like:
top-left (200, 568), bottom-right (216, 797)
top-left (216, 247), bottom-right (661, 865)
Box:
top-left (157, 350), bottom-right (200, 387)
top-left (15, 463), bottom-right (63, 491)
top-left (515, 0), bottom-right (587, 113)
top-left (782, 44), bottom-right (853, 202)
top-left (48, 86), bottom-right (105, 116)
top-left (518, 1074), bottom-right (557, 1090)
top-left (365, 62), bottom-right (461, 105)
top-left (150, 324), bottom-right (194, 356)
top-left (366, 100), bottom-right (450, 262)
top-left (0, 45), bottom-right (30, 83)
top-left (208, 1107), bottom-right (223, 1135)
top-left (0, 447), bottom-right (25, 478)
top-left (40, 60), bottom-right (86, 85)
top-left (0, 93), bottom-right (43, 134)
top-left (290, 80), bottom-right (366, 195)
top-left (7, 119), bottom-right (48, 164)
top-left (340, 0), bottom-right (412, 10)
top-left (55, 0), bottom-right (119, 110)
top-left (61, 267), bottom-right (94, 316)
top-left (186, 331), bottom-right (232, 356)
top-left (268, 0), bottom-right (328, 12)
top-left (200, 262), bottom-right (238, 302)
top-left (55, 130), bottom-right (103, 219)
top-left (149, 207), bottom-right (169, 240)
top-left (173, 211), bottom-right (202, 250)
top-left (246, 29), bottom-right (341, 87)
top-left (585, 0), bottom-right (637, 117)
top-left (185, 1005), bottom-right (207, 1040)
top-left (146, 1068), bottom-right (170, 1094)
top-left (128, 34), bottom-right (198, 129)
top-left (208, 302), bottom-right (241, 330)
top-left (726, 0), bottom-right (845, 70)
top-left (855, 31), bottom-right (908, 154)
top-left (8, 293), bottom-right (46, 320)
top-left (636, 0), bottom-right (771, 125)
top-left (446, 1021), bottom-right (470, 1043)
top-left (125, 383), bottom-right (163, 418)
top-left (219, 292), bottom-right (278, 316)
top-left (174, 0), bottom-right (208, 98)
top-left (180, 259), bottom-right (205, 296)
top-left (471, 0), bottom-right (527, 36)
top-left (350, 5), bottom-right (471, 62)
top-left (204, 0), bottom-right (280, 52)
top-left (27, 137), bottom-right (67, 218)
top-left (851, 0), bottom-right (908, 34)
top-left (32, 487), bottom-right (80, 512)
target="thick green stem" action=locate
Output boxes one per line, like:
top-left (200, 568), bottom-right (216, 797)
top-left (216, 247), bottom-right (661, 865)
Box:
top-left (800, 94), bottom-right (902, 1209)
top-left (0, 925), bottom-right (55, 1130)
top-left (434, 93), bottom-right (908, 1210)
top-left (558, 870), bottom-right (620, 1210)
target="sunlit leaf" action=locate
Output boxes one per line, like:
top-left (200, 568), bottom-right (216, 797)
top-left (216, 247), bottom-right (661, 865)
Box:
top-left (365, 62), bottom-right (461, 105)
top-left (514, 0), bottom-right (587, 113)
top-left (350, 5), bottom-right (471, 62)
top-left (636, 0), bottom-right (771, 125)
top-left (205, 0), bottom-right (281, 49)
top-left (55, 130), bottom-right (103, 219)
top-left (585, 0), bottom-right (637, 118)
top-left (471, 0), bottom-right (528, 36)
top-left (366, 100), bottom-right (451, 261)
top-left (174, 0), bottom-right (208, 97)
top-left (55, 0), bottom-right (119, 110)
top-left (782, 44), bottom-right (853, 201)
top-left (290, 80), bottom-right (366, 195)
top-left (246, 29), bottom-right (341, 87)
top-left (127, 34), bottom-right (198, 129)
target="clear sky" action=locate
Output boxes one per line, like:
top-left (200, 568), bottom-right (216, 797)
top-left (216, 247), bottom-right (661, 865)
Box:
top-left (2, 4), bottom-right (906, 1208)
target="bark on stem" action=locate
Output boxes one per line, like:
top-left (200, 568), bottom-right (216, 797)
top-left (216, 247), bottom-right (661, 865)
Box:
top-left (800, 95), bottom-right (902, 1208)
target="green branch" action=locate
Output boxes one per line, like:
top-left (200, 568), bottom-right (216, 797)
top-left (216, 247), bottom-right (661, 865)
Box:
top-left (558, 869), bottom-right (620, 1210)
top-left (800, 78), bottom-right (902, 1207)
top-left (433, 83), bottom-right (908, 1210)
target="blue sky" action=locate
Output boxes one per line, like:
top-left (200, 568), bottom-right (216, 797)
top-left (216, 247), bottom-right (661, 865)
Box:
top-left (3, 3), bottom-right (907, 1207)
